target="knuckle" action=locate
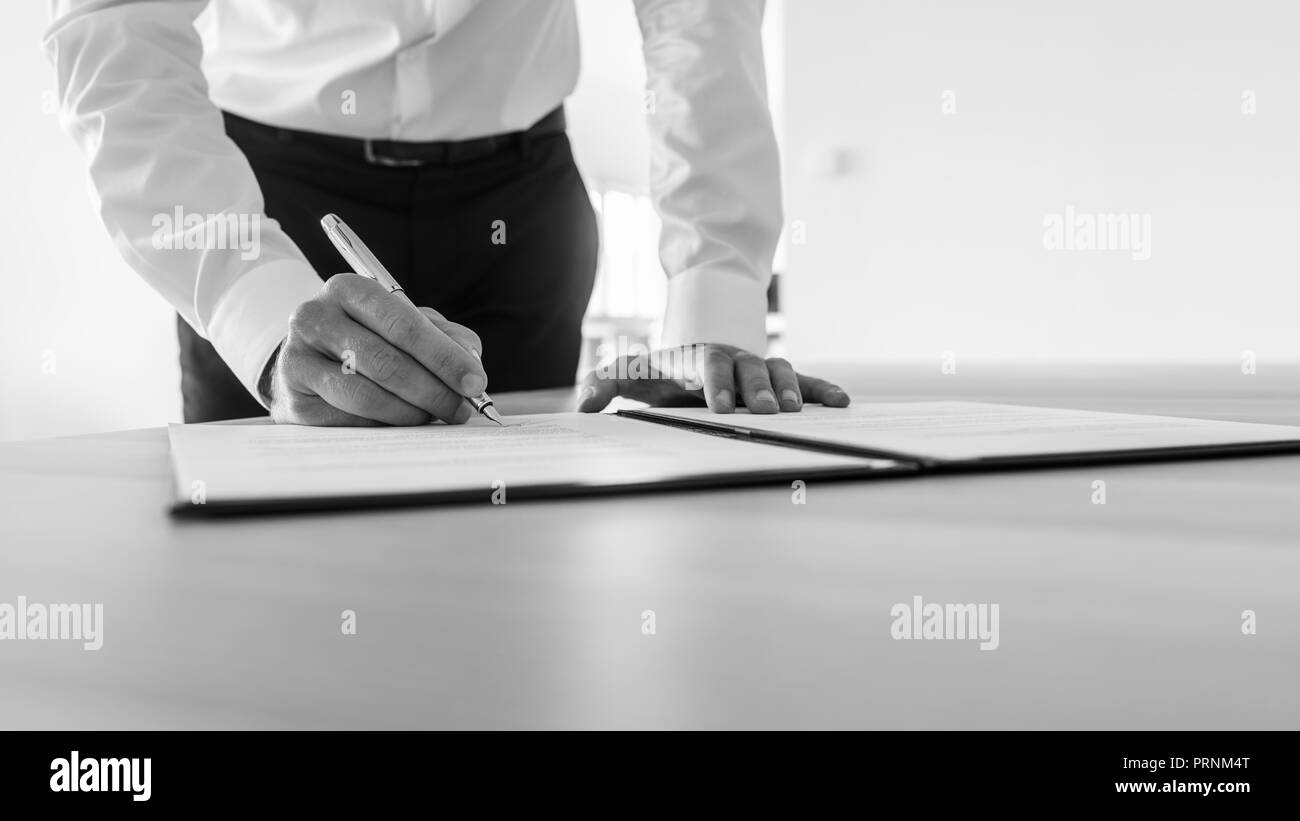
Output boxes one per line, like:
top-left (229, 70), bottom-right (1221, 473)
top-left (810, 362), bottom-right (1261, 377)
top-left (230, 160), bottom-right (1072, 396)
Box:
top-left (700, 368), bottom-right (733, 389)
top-left (367, 344), bottom-right (404, 384)
top-left (703, 348), bottom-right (732, 371)
top-left (288, 300), bottom-right (327, 337)
top-left (428, 341), bottom-right (460, 377)
top-left (461, 328), bottom-right (483, 354)
top-left (321, 370), bottom-right (355, 405)
top-left (380, 310), bottom-right (417, 348)
top-left (340, 372), bottom-right (370, 406)
top-left (323, 273), bottom-right (356, 299)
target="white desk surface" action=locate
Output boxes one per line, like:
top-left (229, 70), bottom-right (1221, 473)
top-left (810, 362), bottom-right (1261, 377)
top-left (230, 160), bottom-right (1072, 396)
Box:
top-left (1, 363), bottom-right (1297, 729)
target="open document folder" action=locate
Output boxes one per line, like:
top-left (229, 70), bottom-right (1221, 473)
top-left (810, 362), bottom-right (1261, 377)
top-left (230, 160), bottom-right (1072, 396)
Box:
top-left (621, 401), bottom-right (1300, 468)
top-left (168, 412), bottom-right (907, 515)
top-left (168, 402), bottom-right (1300, 515)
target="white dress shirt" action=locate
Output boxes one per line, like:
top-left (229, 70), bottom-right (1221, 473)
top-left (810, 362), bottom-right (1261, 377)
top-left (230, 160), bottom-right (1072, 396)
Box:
top-left (44, 0), bottom-right (781, 402)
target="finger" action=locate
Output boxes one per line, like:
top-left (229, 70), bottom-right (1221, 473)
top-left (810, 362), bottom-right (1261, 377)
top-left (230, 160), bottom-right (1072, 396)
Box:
top-left (270, 346), bottom-right (380, 426)
top-left (418, 307), bottom-right (483, 360)
top-left (577, 369), bottom-right (621, 413)
top-left (699, 346), bottom-right (737, 412)
top-left (301, 315), bottom-right (470, 424)
top-left (576, 352), bottom-right (685, 412)
top-left (274, 338), bottom-right (327, 396)
top-left (797, 374), bottom-right (851, 407)
top-left (297, 349), bottom-right (431, 426)
top-left (734, 352), bottom-right (778, 414)
top-left (325, 275), bottom-right (487, 397)
top-left (766, 358), bottom-right (802, 412)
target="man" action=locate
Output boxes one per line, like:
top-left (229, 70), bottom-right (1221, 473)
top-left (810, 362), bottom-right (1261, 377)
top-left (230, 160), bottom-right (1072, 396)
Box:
top-left (46, 0), bottom-right (849, 426)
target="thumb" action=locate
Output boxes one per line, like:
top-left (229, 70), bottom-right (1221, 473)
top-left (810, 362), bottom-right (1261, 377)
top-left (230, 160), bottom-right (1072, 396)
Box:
top-left (577, 371), bottom-right (620, 413)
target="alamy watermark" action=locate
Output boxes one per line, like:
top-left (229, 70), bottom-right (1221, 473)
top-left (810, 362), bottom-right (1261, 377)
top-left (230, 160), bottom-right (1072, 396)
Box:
top-left (151, 207), bottom-right (261, 260)
top-left (890, 595), bottom-right (999, 650)
top-left (0, 596), bottom-right (103, 650)
top-left (592, 337), bottom-right (704, 388)
top-left (50, 752), bottom-right (150, 802)
top-left (1043, 205), bottom-right (1151, 261)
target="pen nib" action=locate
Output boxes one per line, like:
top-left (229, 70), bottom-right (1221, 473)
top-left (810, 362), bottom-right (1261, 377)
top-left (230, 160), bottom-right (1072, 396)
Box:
top-left (481, 405), bottom-right (504, 426)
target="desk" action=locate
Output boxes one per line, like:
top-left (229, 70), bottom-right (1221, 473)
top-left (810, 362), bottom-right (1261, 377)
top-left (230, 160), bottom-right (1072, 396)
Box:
top-left (1, 364), bottom-right (1297, 729)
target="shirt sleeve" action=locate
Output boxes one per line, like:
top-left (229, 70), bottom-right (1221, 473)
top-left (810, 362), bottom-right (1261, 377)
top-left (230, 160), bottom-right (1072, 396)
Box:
top-left (43, 0), bottom-right (324, 406)
top-left (633, 0), bottom-right (782, 356)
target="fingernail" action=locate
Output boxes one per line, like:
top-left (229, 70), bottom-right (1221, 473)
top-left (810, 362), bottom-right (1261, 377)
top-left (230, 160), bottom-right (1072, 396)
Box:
top-left (578, 385), bottom-right (596, 404)
top-left (714, 389), bottom-right (733, 409)
top-left (471, 348), bottom-right (482, 360)
top-left (453, 403), bottom-right (472, 424)
top-left (780, 389), bottom-right (800, 406)
top-left (755, 389), bottom-right (776, 407)
top-left (461, 374), bottom-right (486, 396)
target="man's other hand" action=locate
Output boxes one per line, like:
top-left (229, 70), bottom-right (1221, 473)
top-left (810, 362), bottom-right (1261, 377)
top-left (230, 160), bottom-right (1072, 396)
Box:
top-left (575, 344), bottom-right (849, 414)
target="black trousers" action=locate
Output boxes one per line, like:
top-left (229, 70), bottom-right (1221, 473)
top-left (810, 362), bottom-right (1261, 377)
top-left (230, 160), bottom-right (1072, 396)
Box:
top-left (177, 111), bottom-right (599, 422)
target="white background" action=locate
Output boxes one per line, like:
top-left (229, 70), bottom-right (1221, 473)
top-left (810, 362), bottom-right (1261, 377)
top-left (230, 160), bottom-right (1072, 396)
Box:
top-left (782, 0), bottom-right (1299, 365)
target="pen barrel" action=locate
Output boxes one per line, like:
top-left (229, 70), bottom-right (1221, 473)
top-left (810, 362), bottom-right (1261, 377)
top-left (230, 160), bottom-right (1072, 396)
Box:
top-left (323, 216), bottom-right (492, 411)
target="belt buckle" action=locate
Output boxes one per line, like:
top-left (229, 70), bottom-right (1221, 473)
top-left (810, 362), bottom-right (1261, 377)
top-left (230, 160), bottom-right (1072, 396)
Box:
top-left (363, 140), bottom-right (425, 168)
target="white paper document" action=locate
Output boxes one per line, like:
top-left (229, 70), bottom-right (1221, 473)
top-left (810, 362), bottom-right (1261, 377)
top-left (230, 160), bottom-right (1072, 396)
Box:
top-left (167, 413), bottom-right (898, 509)
top-left (633, 402), bottom-right (1300, 463)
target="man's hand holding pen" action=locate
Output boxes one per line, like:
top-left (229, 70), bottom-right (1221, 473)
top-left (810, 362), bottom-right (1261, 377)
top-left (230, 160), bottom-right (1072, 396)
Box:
top-left (265, 273), bottom-right (488, 427)
top-left (576, 344), bottom-right (851, 415)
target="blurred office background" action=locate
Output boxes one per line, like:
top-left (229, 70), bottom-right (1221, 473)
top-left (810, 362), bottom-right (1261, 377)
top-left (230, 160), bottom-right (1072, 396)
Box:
top-left (3, 0), bottom-right (1297, 441)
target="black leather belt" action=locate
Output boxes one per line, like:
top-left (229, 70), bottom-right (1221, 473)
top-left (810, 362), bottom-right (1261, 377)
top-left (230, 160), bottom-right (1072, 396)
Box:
top-left (233, 106), bottom-right (567, 167)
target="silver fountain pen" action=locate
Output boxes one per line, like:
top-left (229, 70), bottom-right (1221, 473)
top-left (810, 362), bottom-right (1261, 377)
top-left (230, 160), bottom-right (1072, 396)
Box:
top-left (320, 213), bottom-right (503, 426)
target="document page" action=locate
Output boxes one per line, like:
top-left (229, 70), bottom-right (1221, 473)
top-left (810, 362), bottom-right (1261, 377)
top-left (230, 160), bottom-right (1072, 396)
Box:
top-left (630, 402), bottom-right (1300, 463)
top-left (167, 412), bottom-right (899, 508)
